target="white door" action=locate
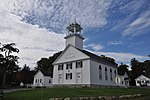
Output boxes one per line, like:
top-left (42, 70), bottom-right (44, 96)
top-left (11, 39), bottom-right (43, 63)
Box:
top-left (58, 74), bottom-right (63, 84)
top-left (76, 73), bottom-right (82, 83)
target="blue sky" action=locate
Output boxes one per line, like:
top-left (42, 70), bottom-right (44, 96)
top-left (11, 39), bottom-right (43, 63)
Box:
top-left (0, 0), bottom-right (149, 68)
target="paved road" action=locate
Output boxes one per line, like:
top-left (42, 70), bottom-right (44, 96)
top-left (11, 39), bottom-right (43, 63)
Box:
top-left (1, 88), bottom-right (32, 93)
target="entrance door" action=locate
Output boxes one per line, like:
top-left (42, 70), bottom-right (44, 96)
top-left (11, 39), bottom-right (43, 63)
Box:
top-left (76, 73), bottom-right (82, 83)
top-left (58, 74), bottom-right (63, 84)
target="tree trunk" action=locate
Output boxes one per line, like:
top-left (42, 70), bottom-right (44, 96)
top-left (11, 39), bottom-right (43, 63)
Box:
top-left (2, 72), bottom-right (7, 86)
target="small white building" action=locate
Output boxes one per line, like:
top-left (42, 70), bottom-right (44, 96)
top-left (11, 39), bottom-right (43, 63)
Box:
top-left (33, 70), bottom-right (52, 87)
top-left (135, 74), bottom-right (150, 87)
top-left (118, 72), bottom-right (129, 87)
top-left (52, 22), bottom-right (118, 87)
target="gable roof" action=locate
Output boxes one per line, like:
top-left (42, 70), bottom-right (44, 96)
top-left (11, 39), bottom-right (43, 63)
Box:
top-left (53, 44), bottom-right (89, 64)
top-left (40, 70), bottom-right (51, 76)
top-left (77, 48), bottom-right (118, 67)
top-left (34, 70), bottom-right (51, 77)
top-left (135, 74), bottom-right (150, 80)
top-left (53, 45), bottom-right (117, 67)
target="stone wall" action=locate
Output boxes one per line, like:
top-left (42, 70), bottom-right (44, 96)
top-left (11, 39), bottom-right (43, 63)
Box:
top-left (49, 94), bottom-right (143, 100)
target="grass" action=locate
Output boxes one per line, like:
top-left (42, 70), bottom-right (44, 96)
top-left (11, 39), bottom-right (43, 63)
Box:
top-left (4, 87), bottom-right (150, 100)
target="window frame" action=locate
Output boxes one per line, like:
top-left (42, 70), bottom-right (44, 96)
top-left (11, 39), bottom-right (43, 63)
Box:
top-left (40, 79), bottom-right (42, 83)
top-left (114, 70), bottom-right (117, 77)
top-left (58, 64), bottom-right (63, 70)
top-left (35, 79), bottom-right (37, 83)
top-left (49, 79), bottom-right (51, 83)
top-left (66, 63), bottom-right (72, 70)
top-left (105, 67), bottom-right (108, 80)
top-left (110, 69), bottom-right (113, 81)
top-left (99, 65), bottom-right (102, 80)
top-left (76, 61), bottom-right (83, 68)
top-left (66, 73), bottom-right (72, 80)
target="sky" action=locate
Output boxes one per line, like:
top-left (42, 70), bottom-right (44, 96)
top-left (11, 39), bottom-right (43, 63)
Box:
top-left (0, 0), bottom-right (150, 69)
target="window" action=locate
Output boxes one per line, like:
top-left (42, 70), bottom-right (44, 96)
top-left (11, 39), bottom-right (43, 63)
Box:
top-left (58, 64), bottom-right (63, 70)
top-left (146, 80), bottom-right (150, 83)
top-left (114, 70), bottom-right (117, 77)
top-left (58, 74), bottom-right (63, 83)
top-left (105, 67), bottom-right (108, 80)
top-left (66, 73), bottom-right (72, 80)
top-left (110, 69), bottom-right (112, 81)
top-left (40, 79), bottom-right (42, 83)
top-left (137, 81), bottom-right (140, 83)
top-left (99, 65), bottom-right (102, 80)
top-left (76, 61), bottom-right (83, 68)
top-left (49, 79), bottom-right (51, 83)
top-left (35, 79), bottom-right (37, 83)
top-left (66, 63), bottom-right (72, 69)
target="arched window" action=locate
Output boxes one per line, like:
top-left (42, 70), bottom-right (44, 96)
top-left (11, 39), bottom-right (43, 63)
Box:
top-left (105, 67), bottom-right (108, 80)
top-left (110, 69), bottom-right (112, 81)
top-left (114, 70), bottom-right (117, 77)
top-left (99, 65), bottom-right (102, 80)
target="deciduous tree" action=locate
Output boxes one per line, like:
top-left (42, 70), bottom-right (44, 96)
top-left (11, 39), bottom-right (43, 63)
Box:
top-left (0, 43), bottom-right (19, 86)
top-left (36, 51), bottom-right (62, 77)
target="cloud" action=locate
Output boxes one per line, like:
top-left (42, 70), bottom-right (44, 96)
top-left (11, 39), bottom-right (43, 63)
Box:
top-left (122, 10), bottom-right (150, 36)
top-left (87, 43), bottom-right (104, 51)
top-left (110, 0), bottom-right (150, 37)
top-left (11, 0), bottom-right (112, 32)
top-left (0, 2), bottom-right (65, 68)
top-left (107, 41), bottom-right (124, 45)
top-left (1, 0), bottom-right (149, 69)
top-left (94, 51), bottom-right (149, 66)
top-left (0, 0), bottom-right (113, 68)
top-left (119, 0), bottom-right (146, 13)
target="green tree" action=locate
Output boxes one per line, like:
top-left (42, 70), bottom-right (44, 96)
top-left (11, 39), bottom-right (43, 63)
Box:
top-left (37, 58), bottom-right (51, 71)
top-left (17, 64), bottom-right (35, 84)
top-left (36, 51), bottom-right (62, 76)
top-left (129, 58), bottom-right (144, 86)
top-left (143, 60), bottom-right (150, 77)
top-left (0, 43), bottom-right (19, 86)
top-left (22, 64), bottom-right (30, 72)
top-left (100, 55), bottom-right (115, 64)
top-left (130, 58), bottom-right (143, 79)
top-left (118, 63), bottom-right (129, 75)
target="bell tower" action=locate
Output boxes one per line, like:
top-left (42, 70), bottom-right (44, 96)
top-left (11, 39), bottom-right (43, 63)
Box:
top-left (64, 21), bottom-right (84, 50)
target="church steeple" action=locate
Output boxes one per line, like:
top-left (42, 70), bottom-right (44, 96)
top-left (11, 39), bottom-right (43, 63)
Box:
top-left (66, 19), bottom-right (82, 34)
top-left (64, 21), bottom-right (84, 50)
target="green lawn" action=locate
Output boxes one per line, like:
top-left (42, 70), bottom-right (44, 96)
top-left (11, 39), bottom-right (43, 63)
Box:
top-left (4, 87), bottom-right (150, 100)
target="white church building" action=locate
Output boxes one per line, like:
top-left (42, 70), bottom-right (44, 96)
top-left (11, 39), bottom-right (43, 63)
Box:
top-left (52, 22), bottom-right (119, 87)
